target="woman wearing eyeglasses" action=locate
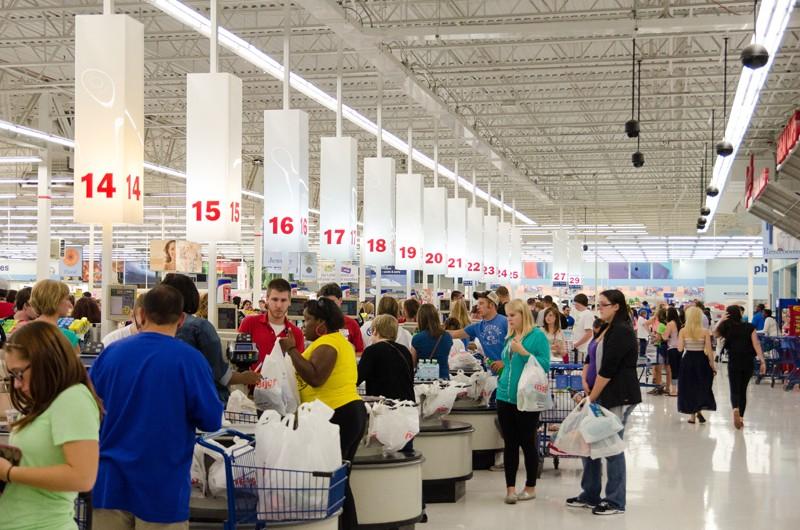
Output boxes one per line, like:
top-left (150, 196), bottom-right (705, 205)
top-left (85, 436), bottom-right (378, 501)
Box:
top-left (566, 289), bottom-right (641, 516)
top-left (279, 297), bottom-right (366, 530)
top-left (0, 321), bottom-right (103, 528)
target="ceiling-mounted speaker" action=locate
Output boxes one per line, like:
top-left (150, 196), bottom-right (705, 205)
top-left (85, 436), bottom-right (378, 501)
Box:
top-left (625, 119), bottom-right (640, 138)
top-left (632, 151), bottom-right (645, 168)
top-left (706, 185), bottom-right (719, 197)
top-left (700, 206), bottom-right (711, 216)
top-left (697, 216), bottom-right (707, 226)
top-left (696, 222), bottom-right (704, 230)
top-left (715, 140), bottom-right (734, 157)
top-left (741, 43), bottom-right (769, 69)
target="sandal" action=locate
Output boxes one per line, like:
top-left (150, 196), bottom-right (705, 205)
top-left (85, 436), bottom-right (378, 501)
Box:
top-left (697, 412), bottom-right (706, 424)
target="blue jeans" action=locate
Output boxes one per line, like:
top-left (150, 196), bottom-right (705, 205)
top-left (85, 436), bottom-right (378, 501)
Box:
top-left (578, 404), bottom-right (636, 510)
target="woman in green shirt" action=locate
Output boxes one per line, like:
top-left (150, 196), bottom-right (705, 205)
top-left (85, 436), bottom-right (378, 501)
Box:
top-left (29, 279), bottom-right (80, 352)
top-left (495, 299), bottom-right (551, 505)
top-left (0, 321), bottom-right (102, 529)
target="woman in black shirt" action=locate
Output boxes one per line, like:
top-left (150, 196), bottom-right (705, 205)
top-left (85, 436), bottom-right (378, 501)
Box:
top-left (715, 305), bottom-right (767, 430)
top-left (358, 314), bottom-right (415, 401)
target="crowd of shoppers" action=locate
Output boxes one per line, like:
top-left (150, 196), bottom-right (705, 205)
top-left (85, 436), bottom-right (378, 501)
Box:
top-left (0, 274), bottom-right (777, 526)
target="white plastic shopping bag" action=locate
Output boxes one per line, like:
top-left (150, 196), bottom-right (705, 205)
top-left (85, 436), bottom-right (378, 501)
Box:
top-left (227, 389), bottom-right (257, 414)
top-left (589, 432), bottom-right (625, 459)
top-left (552, 399), bottom-right (592, 457)
top-left (516, 355), bottom-right (552, 412)
top-left (207, 436), bottom-right (251, 498)
top-left (254, 342), bottom-right (293, 415)
top-left (479, 375), bottom-right (498, 406)
top-left (420, 382), bottom-right (464, 418)
top-left (369, 400), bottom-right (420, 454)
top-left (578, 404), bottom-right (624, 444)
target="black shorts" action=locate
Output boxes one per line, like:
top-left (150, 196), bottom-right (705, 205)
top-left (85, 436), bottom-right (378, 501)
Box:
top-left (655, 344), bottom-right (669, 365)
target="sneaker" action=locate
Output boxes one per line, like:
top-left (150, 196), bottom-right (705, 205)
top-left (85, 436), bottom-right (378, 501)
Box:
top-left (504, 494), bottom-right (517, 505)
top-left (566, 497), bottom-right (597, 508)
top-left (489, 464), bottom-right (505, 471)
top-left (592, 502), bottom-right (625, 515)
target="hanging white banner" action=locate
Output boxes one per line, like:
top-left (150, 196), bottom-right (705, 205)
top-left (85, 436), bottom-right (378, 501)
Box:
top-left (509, 226), bottom-right (522, 285)
top-left (465, 206), bottom-right (484, 280)
top-left (423, 187), bottom-right (448, 274)
top-left (319, 137), bottom-right (358, 261)
top-left (568, 239), bottom-right (584, 287)
top-left (497, 221), bottom-right (512, 282)
top-left (74, 15), bottom-right (144, 225)
top-left (186, 73), bottom-right (242, 243)
top-left (263, 109), bottom-right (309, 253)
top-left (552, 229), bottom-right (570, 286)
top-left (395, 174), bottom-right (423, 270)
top-left (446, 198), bottom-right (467, 278)
top-left (482, 215), bottom-right (499, 283)
top-left (363, 158), bottom-right (396, 267)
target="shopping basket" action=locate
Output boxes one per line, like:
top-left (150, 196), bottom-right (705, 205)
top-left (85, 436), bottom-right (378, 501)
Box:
top-left (224, 410), bottom-right (259, 424)
top-left (196, 429), bottom-right (348, 530)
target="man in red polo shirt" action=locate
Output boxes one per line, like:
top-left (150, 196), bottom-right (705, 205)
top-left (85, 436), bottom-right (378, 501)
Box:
top-left (239, 278), bottom-right (305, 368)
top-left (318, 283), bottom-right (365, 355)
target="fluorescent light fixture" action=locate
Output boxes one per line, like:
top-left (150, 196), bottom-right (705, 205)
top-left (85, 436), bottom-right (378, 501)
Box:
top-left (700, 0), bottom-right (794, 232)
top-left (0, 120), bottom-right (75, 148)
top-left (0, 156), bottom-right (42, 164)
top-left (0, 193), bottom-right (16, 200)
top-left (146, 0), bottom-right (534, 225)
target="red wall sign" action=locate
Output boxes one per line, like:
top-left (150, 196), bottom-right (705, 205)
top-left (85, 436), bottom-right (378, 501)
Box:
top-left (776, 110), bottom-right (800, 168)
top-left (744, 153), bottom-right (770, 210)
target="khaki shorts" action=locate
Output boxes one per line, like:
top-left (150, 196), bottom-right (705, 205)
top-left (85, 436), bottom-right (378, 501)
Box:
top-left (93, 509), bottom-right (189, 530)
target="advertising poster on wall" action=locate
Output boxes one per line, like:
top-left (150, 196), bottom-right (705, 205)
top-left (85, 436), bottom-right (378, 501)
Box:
top-left (59, 246), bottom-right (83, 278)
top-left (150, 240), bottom-right (202, 273)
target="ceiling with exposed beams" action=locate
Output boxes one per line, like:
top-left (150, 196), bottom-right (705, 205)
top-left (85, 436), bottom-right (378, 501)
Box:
top-left (0, 0), bottom-right (796, 263)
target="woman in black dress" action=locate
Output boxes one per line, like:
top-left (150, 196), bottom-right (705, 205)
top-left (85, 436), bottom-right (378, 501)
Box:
top-left (714, 306), bottom-right (767, 430)
top-left (677, 307), bottom-right (716, 424)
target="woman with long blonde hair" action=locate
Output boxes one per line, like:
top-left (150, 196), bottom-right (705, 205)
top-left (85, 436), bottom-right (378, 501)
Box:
top-left (677, 306), bottom-right (717, 424)
top-left (450, 300), bottom-right (471, 328)
top-left (495, 299), bottom-right (550, 504)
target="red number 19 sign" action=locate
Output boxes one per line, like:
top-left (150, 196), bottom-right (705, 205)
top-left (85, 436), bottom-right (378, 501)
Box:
top-left (73, 15), bottom-right (144, 225)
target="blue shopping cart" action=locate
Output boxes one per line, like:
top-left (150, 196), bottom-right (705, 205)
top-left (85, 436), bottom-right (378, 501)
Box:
top-left (537, 363), bottom-right (584, 476)
top-left (196, 429), bottom-right (348, 529)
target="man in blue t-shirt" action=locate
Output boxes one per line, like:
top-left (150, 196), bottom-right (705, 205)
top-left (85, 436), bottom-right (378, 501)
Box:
top-left (449, 291), bottom-right (508, 373)
top-left (91, 285), bottom-right (223, 528)
top-left (750, 303), bottom-right (765, 331)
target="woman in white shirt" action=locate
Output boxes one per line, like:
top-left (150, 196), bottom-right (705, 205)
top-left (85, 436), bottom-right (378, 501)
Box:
top-left (762, 309), bottom-right (779, 336)
top-left (360, 296), bottom-right (415, 355)
top-left (636, 309), bottom-right (650, 358)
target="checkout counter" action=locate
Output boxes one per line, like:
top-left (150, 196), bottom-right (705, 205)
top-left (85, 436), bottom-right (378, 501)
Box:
top-left (444, 398), bottom-right (503, 470)
top-left (351, 398), bottom-right (425, 528)
top-left (414, 419), bottom-right (474, 503)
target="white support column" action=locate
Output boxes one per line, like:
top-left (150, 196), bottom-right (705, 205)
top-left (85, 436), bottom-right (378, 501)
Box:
top-left (100, 223), bottom-right (113, 337)
top-left (253, 215), bottom-right (263, 303)
top-left (88, 225), bottom-right (95, 292)
top-left (36, 96), bottom-right (52, 281)
top-left (747, 255), bottom-right (754, 321)
top-left (768, 259), bottom-right (774, 309)
top-left (208, 242), bottom-right (218, 327)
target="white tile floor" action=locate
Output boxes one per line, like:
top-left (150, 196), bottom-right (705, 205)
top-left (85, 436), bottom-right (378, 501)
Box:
top-left (425, 368), bottom-right (800, 528)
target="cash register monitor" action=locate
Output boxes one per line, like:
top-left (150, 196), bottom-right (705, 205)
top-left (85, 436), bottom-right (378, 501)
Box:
top-left (288, 297), bottom-right (307, 317)
top-left (341, 299), bottom-right (359, 317)
top-left (106, 284), bottom-right (137, 321)
top-left (217, 304), bottom-right (238, 331)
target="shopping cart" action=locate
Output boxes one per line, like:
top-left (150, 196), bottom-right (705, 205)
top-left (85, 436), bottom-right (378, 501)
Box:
top-left (224, 410), bottom-right (259, 424)
top-left (756, 335), bottom-right (780, 385)
top-left (537, 363), bottom-right (583, 476)
top-left (196, 429), bottom-right (348, 529)
top-left (74, 491), bottom-right (92, 530)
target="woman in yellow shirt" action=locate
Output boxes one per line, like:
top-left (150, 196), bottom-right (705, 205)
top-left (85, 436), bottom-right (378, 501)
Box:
top-left (279, 297), bottom-right (365, 529)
